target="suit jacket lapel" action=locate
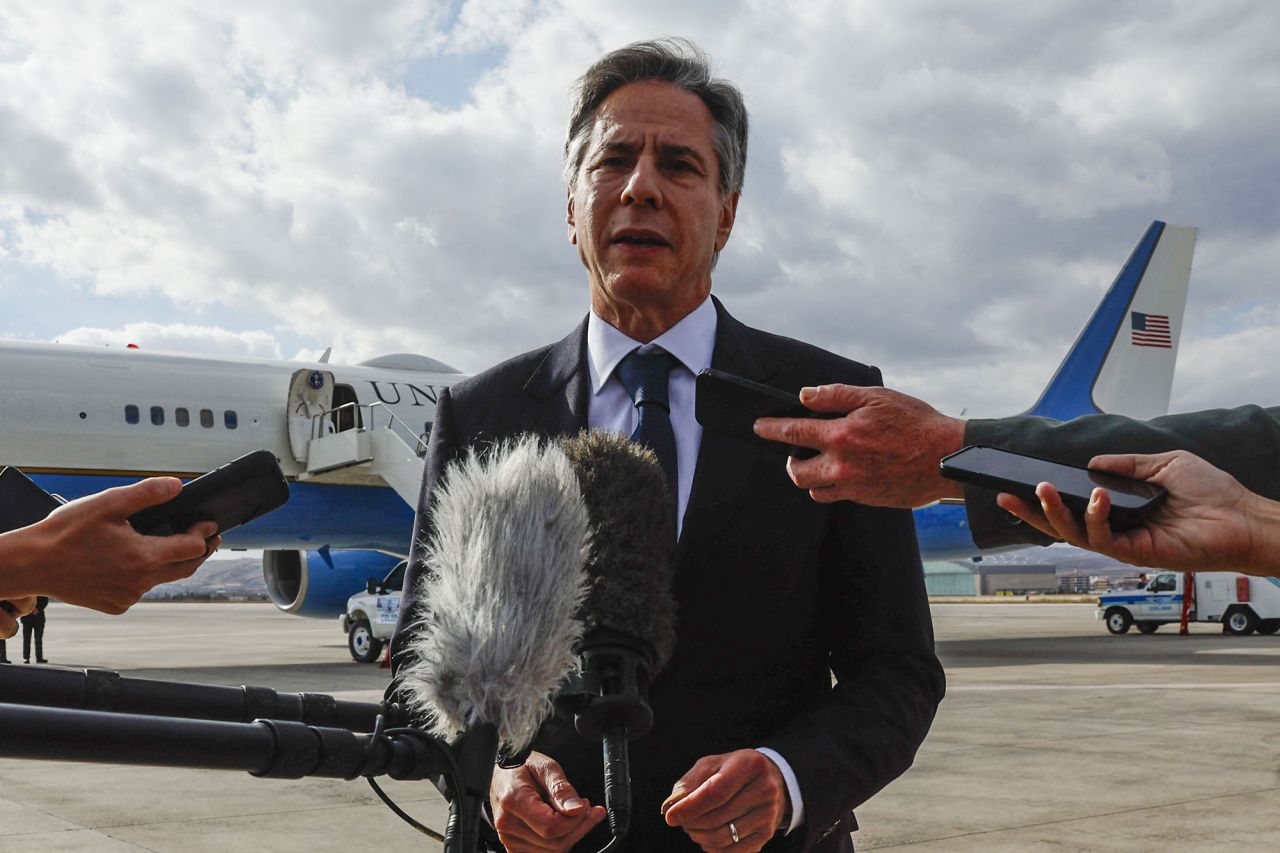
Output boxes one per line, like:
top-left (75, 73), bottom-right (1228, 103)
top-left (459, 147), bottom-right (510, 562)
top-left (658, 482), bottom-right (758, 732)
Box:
top-left (679, 298), bottom-right (776, 556)
top-left (528, 306), bottom-right (771, 556)
top-left (520, 315), bottom-right (590, 436)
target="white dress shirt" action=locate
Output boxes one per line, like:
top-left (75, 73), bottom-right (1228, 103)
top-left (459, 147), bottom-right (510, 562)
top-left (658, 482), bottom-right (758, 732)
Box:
top-left (584, 295), bottom-right (805, 834)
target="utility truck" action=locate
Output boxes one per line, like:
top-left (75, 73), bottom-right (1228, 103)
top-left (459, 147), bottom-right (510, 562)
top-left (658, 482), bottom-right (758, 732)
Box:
top-left (1097, 571), bottom-right (1280, 635)
top-left (341, 560), bottom-right (406, 662)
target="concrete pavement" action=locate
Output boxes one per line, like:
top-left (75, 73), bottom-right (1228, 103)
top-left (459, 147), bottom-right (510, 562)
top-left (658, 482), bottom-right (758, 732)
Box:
top-left (0, 602), bottom-right (1277, 850)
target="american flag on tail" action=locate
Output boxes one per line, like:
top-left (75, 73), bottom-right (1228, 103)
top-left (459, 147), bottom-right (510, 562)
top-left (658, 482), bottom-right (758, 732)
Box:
top-left (1131, 311), bottom-right (1172, 348)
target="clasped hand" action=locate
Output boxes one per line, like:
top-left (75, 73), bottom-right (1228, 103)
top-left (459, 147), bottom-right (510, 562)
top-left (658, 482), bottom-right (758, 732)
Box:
top-left (490, 749), bottom-right (788, 852)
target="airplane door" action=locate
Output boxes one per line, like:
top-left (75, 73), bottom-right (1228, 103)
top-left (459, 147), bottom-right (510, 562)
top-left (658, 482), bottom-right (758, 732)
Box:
top-left (288, 369), bottom-right (335, 463)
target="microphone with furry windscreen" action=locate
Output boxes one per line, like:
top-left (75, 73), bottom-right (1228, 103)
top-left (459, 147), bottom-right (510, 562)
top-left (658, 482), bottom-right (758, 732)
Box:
top-left (557, 430), bottom-right (678, 845)
top-left (398, 435), bottom-right (591, 852)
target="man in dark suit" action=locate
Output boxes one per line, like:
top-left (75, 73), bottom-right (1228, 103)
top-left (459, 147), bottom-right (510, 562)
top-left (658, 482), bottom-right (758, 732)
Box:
top-left (392, 38), bottom-right (943, 853)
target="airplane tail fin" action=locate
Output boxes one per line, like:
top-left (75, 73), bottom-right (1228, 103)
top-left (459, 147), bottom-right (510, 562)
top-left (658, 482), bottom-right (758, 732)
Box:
top-left (1026, 221), bottom-right (1196, 421)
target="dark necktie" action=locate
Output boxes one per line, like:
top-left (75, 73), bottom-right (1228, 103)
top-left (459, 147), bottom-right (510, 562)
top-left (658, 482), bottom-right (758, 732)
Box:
top-left (616, 349), bottom-right (680, 494)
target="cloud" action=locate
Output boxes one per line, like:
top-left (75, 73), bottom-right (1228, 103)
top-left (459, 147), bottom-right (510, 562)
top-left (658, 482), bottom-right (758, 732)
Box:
top-left (1172, 303), bottom-right (1280, 412)
top-left (0, 0), bottom-right (1277, 417)
top-left (0, 106), bottom-right (100, 207)
top-left (57, 322), bottom-right (284, 359)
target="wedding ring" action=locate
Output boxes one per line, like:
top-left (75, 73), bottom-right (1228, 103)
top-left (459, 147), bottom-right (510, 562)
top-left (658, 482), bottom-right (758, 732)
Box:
top-left (729, 821), bottom-right (740, 844)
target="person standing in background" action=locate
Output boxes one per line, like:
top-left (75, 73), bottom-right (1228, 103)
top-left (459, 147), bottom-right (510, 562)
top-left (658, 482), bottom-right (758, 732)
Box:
top-left (22, 595), bottom-right (48, 664)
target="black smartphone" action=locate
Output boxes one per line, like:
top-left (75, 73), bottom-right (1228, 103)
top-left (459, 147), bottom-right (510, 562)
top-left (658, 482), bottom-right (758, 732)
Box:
top-left (127, 450), bottom-right (291, 537)
top-left (0, 467), bottom-right (64, 534)
top-left (695, 368), bottom-right (827, 457)
top-left (939, 445), bottom-right (1167, 530)
top-left (0, 467), bottom-right (64, 615)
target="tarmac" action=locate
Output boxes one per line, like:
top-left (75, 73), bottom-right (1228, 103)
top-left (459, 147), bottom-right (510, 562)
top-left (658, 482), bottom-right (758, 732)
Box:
top-left (1, 601), bottom-right (1277, 851)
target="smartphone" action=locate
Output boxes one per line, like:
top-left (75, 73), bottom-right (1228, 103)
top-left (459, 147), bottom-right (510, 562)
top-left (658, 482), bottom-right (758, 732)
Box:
top-left (695, 368), bottom-right (826, 457)
top-left (939, 445), bottom-right (1167, 530)
top-left (127, 450), bottom-right (291, 537)
top-left (0, 467), bottom-right (64, 534)
top-left (0, 468), bottom-right (65, 615)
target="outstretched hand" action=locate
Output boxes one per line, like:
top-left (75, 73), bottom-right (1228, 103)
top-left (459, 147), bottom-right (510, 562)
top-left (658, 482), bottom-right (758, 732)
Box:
top-left (753, 384), bottom-right (966, 508)
top-left (0, 478), bottom-right (219, 613)
top-left (997, 450), bottom-right (1280, 577)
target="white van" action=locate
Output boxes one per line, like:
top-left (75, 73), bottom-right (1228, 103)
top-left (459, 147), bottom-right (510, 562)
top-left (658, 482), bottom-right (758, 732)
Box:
top-left (340, 560), bottom-right (406, 663)
top-left (1097, 571), bottom-right (1280, 635)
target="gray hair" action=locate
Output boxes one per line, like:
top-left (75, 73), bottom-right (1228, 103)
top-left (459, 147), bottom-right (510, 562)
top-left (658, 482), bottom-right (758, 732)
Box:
top-left (562, 38), bottom-right (748, 198)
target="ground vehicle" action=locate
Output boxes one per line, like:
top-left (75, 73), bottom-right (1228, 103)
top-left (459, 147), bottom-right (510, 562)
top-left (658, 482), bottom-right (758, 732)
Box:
top-left (1097, 571), bottom-right (1280, 635)
top-left (341, 560), bottom-right (406, 662)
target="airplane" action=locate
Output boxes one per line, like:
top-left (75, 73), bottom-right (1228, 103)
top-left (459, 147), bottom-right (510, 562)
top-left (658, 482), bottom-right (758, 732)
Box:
top-left (913, 220), bottom-right (1196, 558)
top-left (0, 221), bottom-right (1195, 618)
top-left (0, 346), bottom-right (453, 616)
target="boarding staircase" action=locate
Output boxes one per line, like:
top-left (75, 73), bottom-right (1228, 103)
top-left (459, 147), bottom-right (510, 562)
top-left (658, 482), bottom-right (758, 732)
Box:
top-left (296, 402), bottom-right (427, 506)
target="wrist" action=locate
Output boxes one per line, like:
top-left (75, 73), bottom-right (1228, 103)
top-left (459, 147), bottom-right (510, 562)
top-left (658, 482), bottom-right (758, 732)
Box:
top-left (1245, 494), bottom-right (1280, 576)
top-left (0, 526), bottom-right (45, 599)
top-left (932, 416), bottom-right (968, 502)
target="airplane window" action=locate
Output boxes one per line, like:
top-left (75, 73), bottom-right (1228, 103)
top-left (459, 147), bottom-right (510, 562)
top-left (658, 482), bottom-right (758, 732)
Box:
top-left (125, 405), bottom-right (139, 425)
top-left (224, 410), bottom-right (238, 429)
top-left (200, 409), bottom-right (214, 428)
top-left (151, 406), bottom-right (165, 426)
top-left (175, 407), bottom-right (190, 427)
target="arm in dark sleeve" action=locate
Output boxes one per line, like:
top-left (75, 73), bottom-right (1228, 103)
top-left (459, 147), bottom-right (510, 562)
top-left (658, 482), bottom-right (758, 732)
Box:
top-left (963, 404), bottom-right (1280, 549)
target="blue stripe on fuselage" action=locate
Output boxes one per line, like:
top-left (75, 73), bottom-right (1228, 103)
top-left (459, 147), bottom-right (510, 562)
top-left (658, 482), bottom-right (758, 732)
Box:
top-left (29, 473), bottom-right (413, 553)
top-left (912, 502), bottom-right (979, 560)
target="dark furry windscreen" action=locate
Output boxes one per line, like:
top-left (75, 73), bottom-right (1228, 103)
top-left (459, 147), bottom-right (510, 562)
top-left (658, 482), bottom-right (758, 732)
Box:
top-left (557, 430), bottom-right (677, 673)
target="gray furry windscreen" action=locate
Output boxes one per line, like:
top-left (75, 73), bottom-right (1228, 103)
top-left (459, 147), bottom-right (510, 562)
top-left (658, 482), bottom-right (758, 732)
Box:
top-left (402, 435), bottom-right (590, 751)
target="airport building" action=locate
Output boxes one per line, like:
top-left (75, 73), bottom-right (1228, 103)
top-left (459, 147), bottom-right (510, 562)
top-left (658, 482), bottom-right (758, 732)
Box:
top-left (923, 561), bottom-right (1059, 596)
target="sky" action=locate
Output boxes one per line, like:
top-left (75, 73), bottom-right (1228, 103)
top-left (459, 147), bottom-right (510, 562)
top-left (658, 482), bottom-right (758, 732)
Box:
top-left (1, 0), bottom-right (1277, 418)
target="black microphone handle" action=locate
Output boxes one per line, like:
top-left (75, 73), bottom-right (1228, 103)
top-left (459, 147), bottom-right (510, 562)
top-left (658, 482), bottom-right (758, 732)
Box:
top-left (0, 702), bottom-right (443, 781)
top-left (602, 729), bottom-right (632, 839)
top-left (0, 665), bottom-right (388, 731)
top-left (442, 723), bottom-right (499, 853)
top-left (572, 639), bottom-right (654, 844)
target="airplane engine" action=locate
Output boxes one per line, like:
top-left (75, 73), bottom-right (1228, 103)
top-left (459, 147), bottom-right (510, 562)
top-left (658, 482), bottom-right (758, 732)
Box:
top-left (263, 549), bottom-right (402, 618)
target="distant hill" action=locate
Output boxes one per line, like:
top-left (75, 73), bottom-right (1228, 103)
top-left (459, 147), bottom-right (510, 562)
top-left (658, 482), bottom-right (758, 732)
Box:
top-left (952, 543), bottom-right (1143, 577)
top-left (143, 556), bottom-right (268, 601)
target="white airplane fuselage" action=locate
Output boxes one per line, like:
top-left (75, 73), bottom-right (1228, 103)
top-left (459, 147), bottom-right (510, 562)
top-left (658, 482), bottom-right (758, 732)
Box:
top-left (0, 341), bottom-right (456, 554)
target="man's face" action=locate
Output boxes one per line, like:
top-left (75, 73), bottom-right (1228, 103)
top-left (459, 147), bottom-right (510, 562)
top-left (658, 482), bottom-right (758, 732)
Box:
top-left (568, 80), bottom-right (739, 336)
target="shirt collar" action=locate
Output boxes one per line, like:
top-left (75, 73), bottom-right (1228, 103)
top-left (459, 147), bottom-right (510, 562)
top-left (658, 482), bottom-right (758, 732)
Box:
top-left (587, 296), bottom-right (718, 393)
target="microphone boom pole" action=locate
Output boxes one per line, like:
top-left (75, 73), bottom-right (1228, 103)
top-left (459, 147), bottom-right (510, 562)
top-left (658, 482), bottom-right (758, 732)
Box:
top-left (0, 665), bottom-right (389, 730)
top-left (0, 699), bottom-right (494, 852)
top-left (0, 702), bottom-right (443, 780)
